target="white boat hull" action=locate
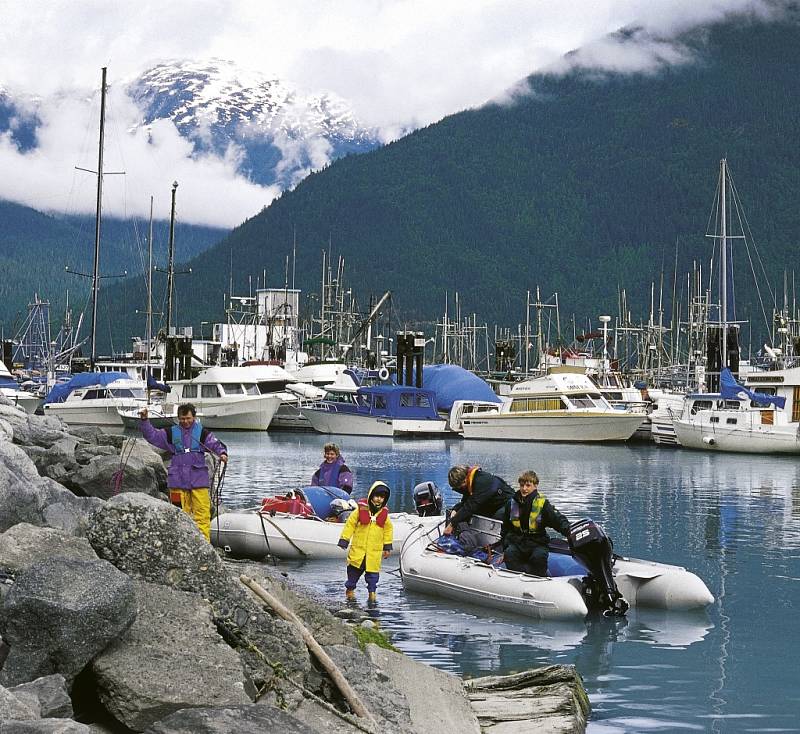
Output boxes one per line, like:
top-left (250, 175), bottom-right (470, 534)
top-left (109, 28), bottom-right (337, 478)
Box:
top-left (399, 525), bottom-right (714, 620)
top-left (211, 510), bottom-right (443, 560)
top-left (45, 399), bottom-right (144, 426)
top-left (461, 411), bottom-right (643, 442)
top-left (673, 418), bottom-right (800, 454)
top-left (164, 396), bottom-right (281, 431)
top-left (301, 407), bottom-right (448, 437)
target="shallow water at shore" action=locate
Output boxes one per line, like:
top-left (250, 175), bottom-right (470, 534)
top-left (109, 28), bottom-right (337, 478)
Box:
top-left (194, 430), bottom-right (800, 733)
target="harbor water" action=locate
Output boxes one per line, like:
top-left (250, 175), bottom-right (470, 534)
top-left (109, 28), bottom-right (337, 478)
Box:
top-left (210, 431), bottom-right (799, 733)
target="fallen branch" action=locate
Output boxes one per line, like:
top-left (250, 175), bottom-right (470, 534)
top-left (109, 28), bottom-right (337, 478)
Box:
top-left (239, 574), bottom-right (378, 727)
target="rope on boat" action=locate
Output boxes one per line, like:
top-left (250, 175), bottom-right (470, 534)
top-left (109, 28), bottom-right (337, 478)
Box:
top-left (257, 512), bottom-right (310, 558)
top-left (240, 574), bottom-right (378, 730)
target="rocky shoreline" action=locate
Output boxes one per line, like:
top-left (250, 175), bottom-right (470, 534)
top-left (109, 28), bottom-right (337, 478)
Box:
top-left (0, 397), bottom-right (589, 733)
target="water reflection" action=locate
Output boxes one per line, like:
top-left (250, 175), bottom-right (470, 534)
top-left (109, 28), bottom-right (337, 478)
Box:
top-left (183, 431), bottom-right (800, 732)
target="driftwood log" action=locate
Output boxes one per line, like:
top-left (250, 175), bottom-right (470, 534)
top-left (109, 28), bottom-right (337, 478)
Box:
top-left (464, 665), bottom-right (590, 733)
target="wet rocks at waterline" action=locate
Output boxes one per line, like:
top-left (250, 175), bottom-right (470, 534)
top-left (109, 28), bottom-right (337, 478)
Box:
top-left (0, 395), bottom-right (588, 732)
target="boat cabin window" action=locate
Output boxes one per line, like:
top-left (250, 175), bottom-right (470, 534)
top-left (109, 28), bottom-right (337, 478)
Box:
top-left (710, 416), bottom-right (719, 423)
top-left (690, 400), bottom-right (714, 415)
top-left (604, 391), bottom-right (624, 401)
top-left (244, 383), bottom-right (260, 395)
top-left (510, 397), bottom-right (564, 412)
top-left (324, 391), bottom-right (355, 404)
top-left (258, 380), bottom-right (289, 394)
top-left (182, 385), bottom-right (198, 399)
top-left (83, 389), bottom-right (108, 400)
top-left (221, 383), bottom-right (244, 395)
top-left (726, 418), bottom-right (738, 425)
top-left (568, 394), bottom-right (598, 409)
top-left (201, 384), bottom-right (221, 398)
top-left (721, 400), bottom-right (741, 410)
top-left (111, 388), bottom-right (145, 399)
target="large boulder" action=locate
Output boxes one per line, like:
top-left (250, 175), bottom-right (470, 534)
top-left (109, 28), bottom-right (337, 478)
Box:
top-left (0, 557), bottom-right (137, 686)
top-left (0, 405), bottom-right (67, 449)
top-left (145, 704), bottom-right (323, 734)
top-left (85, 494), bottom-right (310, 695)
top-left (69, 453), bottom-right (164, 500)
top-left (91, 581), bottom-right (251, 731)
top-left (0, 524), bottom-right (97, 576)
top-left (0, 720), bottom-right (92, 732)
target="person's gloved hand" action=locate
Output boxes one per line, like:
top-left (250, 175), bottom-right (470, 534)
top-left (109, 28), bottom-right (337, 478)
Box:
top-left (337, 539), bottom-right (348, 550)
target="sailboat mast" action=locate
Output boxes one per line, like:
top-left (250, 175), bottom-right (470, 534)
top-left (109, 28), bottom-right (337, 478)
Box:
top-left (89, 66), bottom-right (107, 369)
top-left (166, 181), bottom-right (178, 335)
top-left (720, 158), bottom-right (728, 371)
top-left (146, 195), bottom-right (154, 383)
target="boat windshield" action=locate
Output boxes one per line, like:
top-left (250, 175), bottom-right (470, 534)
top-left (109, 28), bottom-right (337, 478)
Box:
top-left (568, 394), bottom-right (600, 409)
top-left (258, 380), bottom-right (289, 394)
top-left (244, 383), bottom-right (260, 395)
top-left (221, 383), bottom-right (244, 395)
top-left (109, 388), bottom-right (146, 399)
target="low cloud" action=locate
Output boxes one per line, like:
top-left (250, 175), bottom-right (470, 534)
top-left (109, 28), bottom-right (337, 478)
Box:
top-left (0, 86), bottom-right (279, 227)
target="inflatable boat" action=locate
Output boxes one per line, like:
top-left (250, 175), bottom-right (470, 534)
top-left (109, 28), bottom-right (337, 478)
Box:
top-left (399, 519), bottom-right (714, 621)
top-left (211, 482), bottom-right (444, 560)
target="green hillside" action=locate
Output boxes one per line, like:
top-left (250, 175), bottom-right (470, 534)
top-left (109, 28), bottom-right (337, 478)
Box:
top-left (0, 199), bottom-right (227, 346)
top-left (67, 9), bottom-right (800, 350)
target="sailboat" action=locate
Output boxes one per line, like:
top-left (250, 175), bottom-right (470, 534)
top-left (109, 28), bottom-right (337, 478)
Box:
top-left (44, 67), bottom-right (147, 426)
top-left (672, 159), bottom-right (800, 454)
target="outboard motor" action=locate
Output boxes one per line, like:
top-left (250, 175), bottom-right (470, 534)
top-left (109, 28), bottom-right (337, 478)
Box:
top-left (413, 481), bottom-right (444, 517)
top-left (568, 519), bottom-right (629, 617)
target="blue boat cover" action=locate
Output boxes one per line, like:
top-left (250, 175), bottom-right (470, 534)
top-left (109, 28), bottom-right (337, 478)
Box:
top-left (420, 364), bottom-right (501, 412)
top-left (147, 374), bottom-right (171, 393)
top-left (299, 485), bottom-right (351, 518)
top-left (720, 367), bottom-right (786, 409)
top-left (44, 371), bottom-right (130, 405)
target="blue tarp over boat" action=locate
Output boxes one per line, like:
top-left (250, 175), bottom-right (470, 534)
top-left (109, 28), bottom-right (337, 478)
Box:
top-left (418, 364), bottom-right (501, 412)
top-left (44, 371), bottom-right (130, 405)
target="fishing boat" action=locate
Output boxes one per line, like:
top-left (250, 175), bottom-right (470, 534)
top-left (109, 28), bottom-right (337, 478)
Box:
top-left (460, 367), bottom-right (644, 442)
top-left (399, 519), bottom-right (714, 621)
top-left (300, 369), bottom-right (448, 437)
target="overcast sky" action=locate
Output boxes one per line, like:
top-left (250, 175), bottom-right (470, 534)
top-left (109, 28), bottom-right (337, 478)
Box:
top-left (0, 0), bottom-right (781, 227)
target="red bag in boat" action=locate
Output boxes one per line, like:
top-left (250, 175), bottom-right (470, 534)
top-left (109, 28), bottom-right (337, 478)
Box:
top-left (260, 494), bottom-right (315, 517)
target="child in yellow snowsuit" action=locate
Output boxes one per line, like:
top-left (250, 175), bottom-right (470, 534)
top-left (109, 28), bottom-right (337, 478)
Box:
top-left (337, 481), bottom-right (394, 604)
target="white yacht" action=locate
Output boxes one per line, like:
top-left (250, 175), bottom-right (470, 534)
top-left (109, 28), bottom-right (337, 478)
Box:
top-left (460, 367), bottom-right (644, 442)
top-left (672, 367), bottom-right (799, 454)
top-left (43, 372), bottom-right (147, 426)
top-left (165, 366), bottom-right (283, 431)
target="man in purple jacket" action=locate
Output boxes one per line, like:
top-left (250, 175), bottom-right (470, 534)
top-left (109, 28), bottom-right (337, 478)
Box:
top-left (139, 403), bottom-right (228, 540)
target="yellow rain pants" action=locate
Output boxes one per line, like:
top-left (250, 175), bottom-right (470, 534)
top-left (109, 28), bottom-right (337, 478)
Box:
top-left (176, 487), bottom-right (211, 540)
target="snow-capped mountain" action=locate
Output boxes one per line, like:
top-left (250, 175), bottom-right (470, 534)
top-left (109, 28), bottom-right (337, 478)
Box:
top-left (127, 59), bottom-right (383, 188)
top-left (0, 60), bottom-right (384, 191)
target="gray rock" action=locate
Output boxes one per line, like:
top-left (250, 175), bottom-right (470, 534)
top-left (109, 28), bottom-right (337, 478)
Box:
top-left (85, 494), bottom-right (310, 693)
top-left (145, 705), bottom-right (320, 734)
top-left (0, 557), bottom-right (137, 686)
top-left (0, 456), bottom-right (97, 534)
top-left (0, 684), bottom-right (38, 721)
top-left (322, 645), bottom-right (414, 733)
top-left (0, 524), bottom-right (97, 575)
top-left (0, 407), bottom-right (69, 449)
top-left (9, 675), bottom-right (73, 718)
top-left (74, 444), bottom-right (117, 465)
top-left (41, 498), bottom-right (104, 537)
top-left (70, 454), bottom-right (163, 500)
top-left (366, 644), bottom-right (480, 734)
top-left (0, 721), bottom-right (92, 733)
top-left (92, 580), bottom-right (251, 732)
